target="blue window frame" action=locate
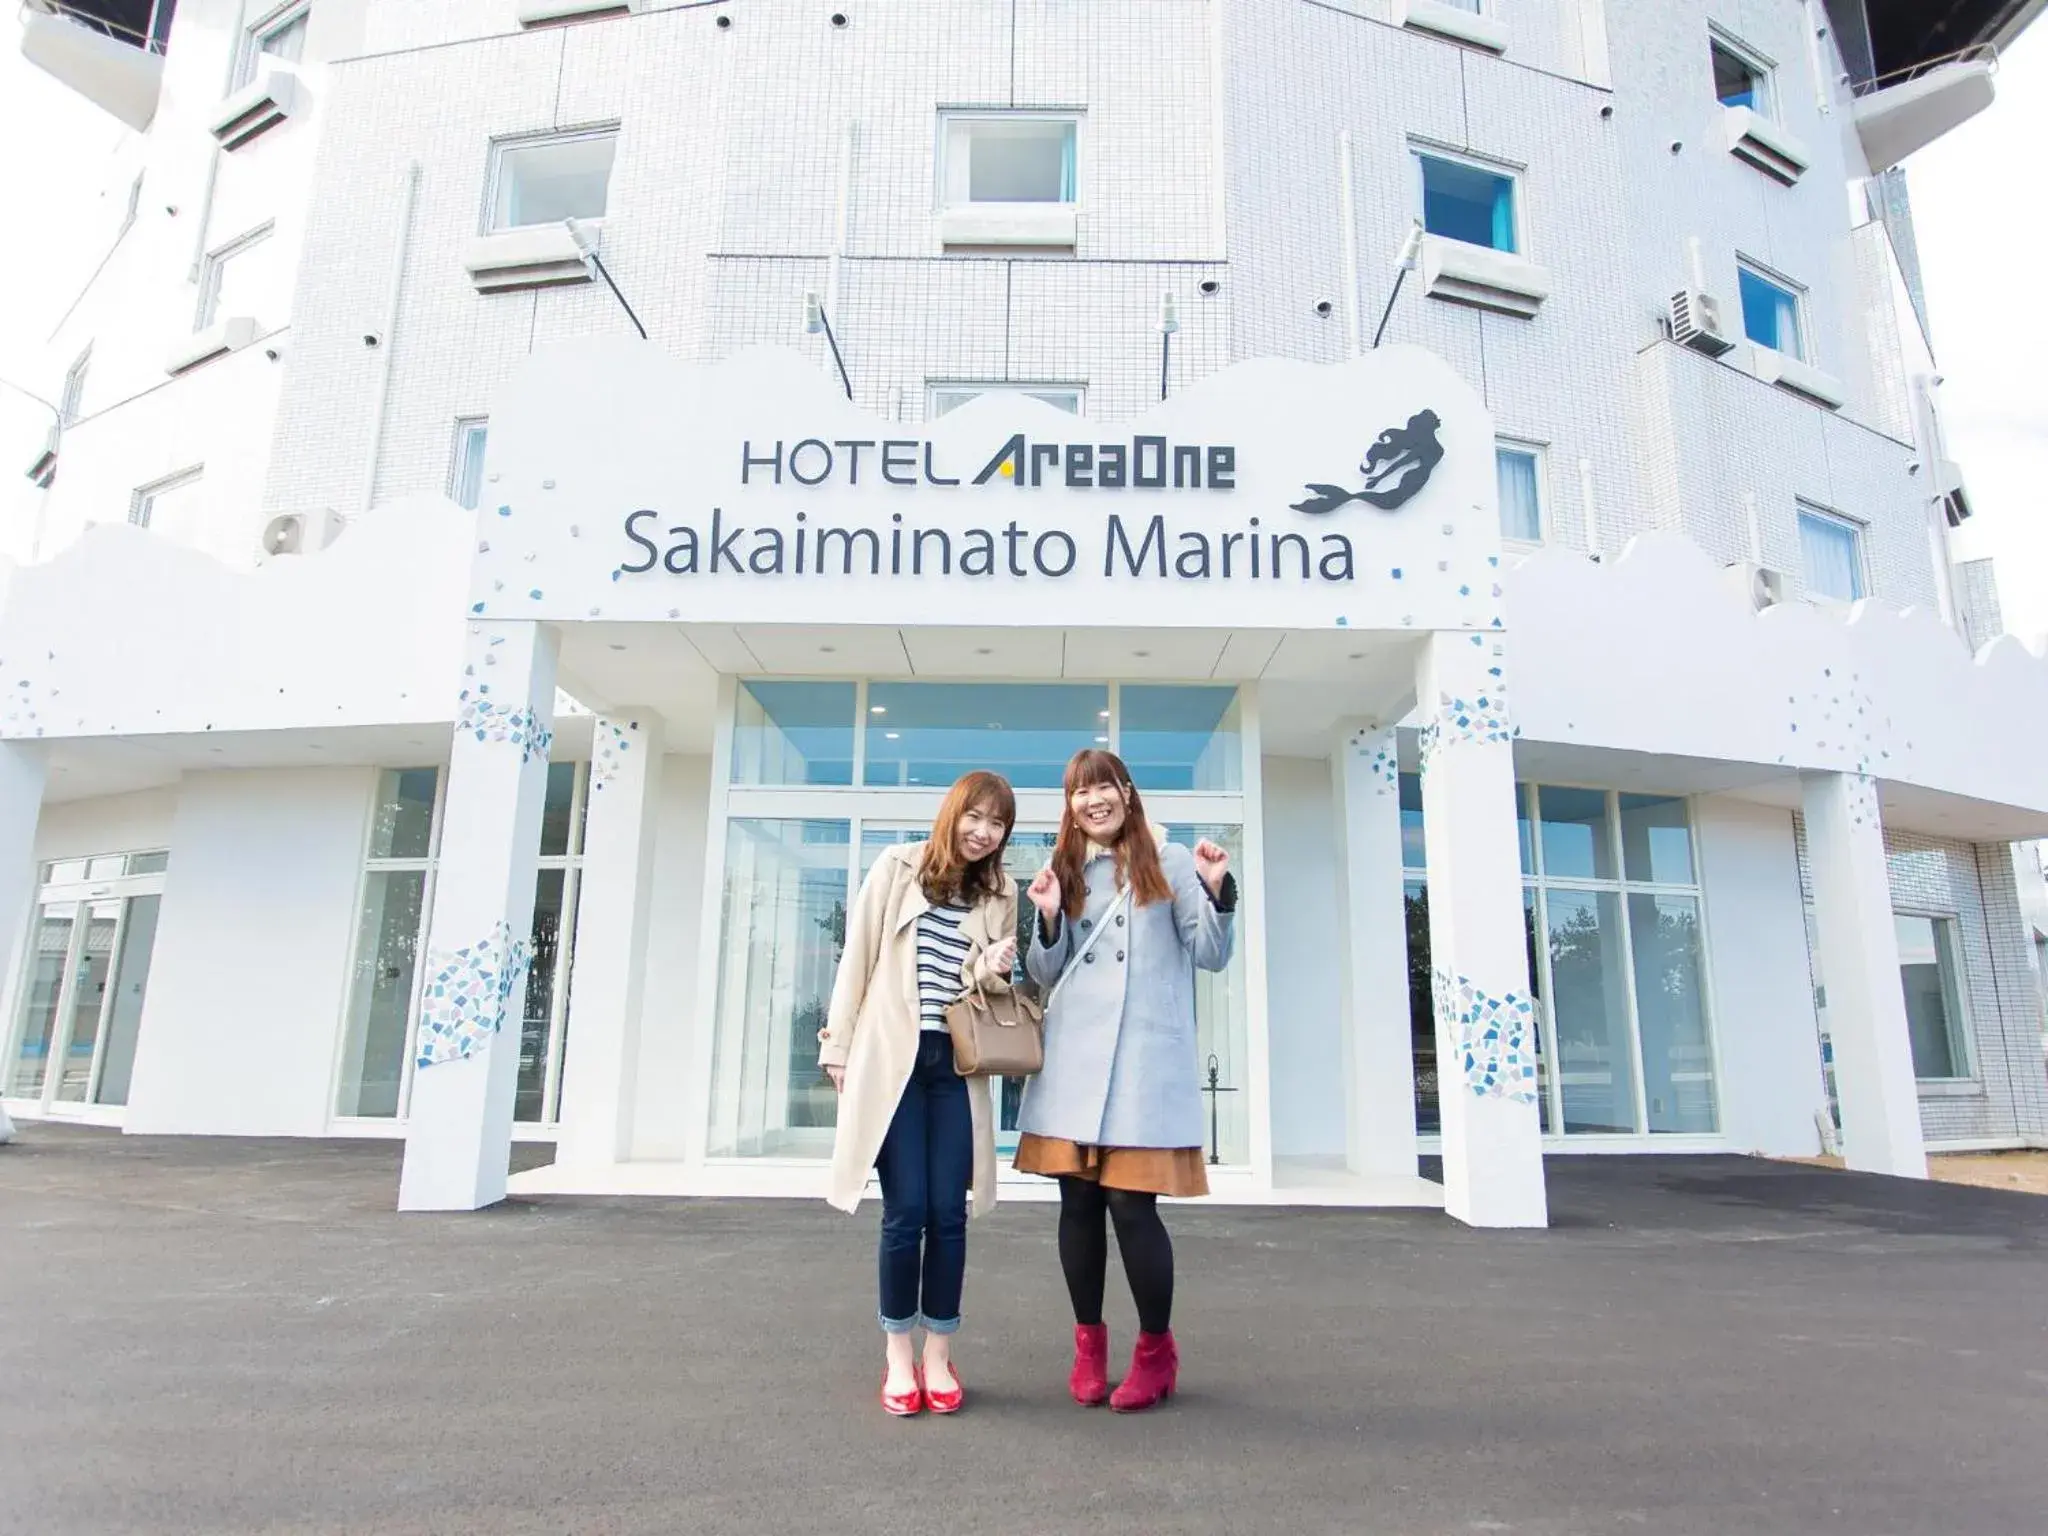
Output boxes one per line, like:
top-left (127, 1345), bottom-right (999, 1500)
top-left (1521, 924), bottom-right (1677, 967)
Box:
top-left (1711, 36), bottom-right (1773, 114)
top-left (1417, 152), bottom-right (1517, 253)
top-left (1738, 265), bottom-right (1804, 359)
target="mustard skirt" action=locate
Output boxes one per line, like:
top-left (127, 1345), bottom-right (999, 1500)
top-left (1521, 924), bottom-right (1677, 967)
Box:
top-left (1013, 1134), bottom-right (1210, 1198)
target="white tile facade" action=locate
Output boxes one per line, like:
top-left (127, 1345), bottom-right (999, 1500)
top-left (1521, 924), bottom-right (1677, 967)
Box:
top-left (1797, 818), bottom-right (2048, 1144)
top-left (12, 0), bottom-right (2044, 1152)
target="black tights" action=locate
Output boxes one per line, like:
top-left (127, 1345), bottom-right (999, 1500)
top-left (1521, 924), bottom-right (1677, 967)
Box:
top-left (1057, 1176), bottom-right (1174, 1335)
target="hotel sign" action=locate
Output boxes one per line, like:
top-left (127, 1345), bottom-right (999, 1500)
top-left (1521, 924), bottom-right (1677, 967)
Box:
top-left (474, 342), bottom-right (1501, 633)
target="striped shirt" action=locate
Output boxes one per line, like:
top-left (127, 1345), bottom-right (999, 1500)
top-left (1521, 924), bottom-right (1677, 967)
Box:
top-left (917, 901), bottom-right (974, 1031)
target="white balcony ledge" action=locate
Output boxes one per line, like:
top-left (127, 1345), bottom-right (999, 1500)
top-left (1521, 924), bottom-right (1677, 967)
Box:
top-left (1749, 345), bottom-right (1845, 409)
top-left (20, 4), bottom-right (164, 131)
top-left (1853, 59), bottom-right (1997, 173)
top-left (1419, 235), bottom-right (1551, 318)
top-left (166, 317), bottom-right (260, 377)
top-left (1392, 0), bottom-right (1508, 53)
top-left (1722, 105), bottom-right (1810, 185)
top-left (464, 225), bottom-right (595, 292)
top-left (516, 0), bottom-right (639, 26)
top-left (211, 67), bottom-right (303, 151)
top-left (937, 204), bottom-right (1078, 250)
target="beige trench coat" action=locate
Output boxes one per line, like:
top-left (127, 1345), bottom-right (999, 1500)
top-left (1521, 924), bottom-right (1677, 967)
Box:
top-left (818, 841), bottom-right (1018, 1217)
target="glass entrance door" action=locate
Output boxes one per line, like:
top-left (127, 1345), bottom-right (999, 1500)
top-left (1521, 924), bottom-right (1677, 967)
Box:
top-left (5, 854), bottom-right (168, 1117)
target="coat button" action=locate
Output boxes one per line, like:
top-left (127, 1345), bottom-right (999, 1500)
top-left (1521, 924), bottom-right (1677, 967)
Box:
top-left (1114, 913), bottom-right (1125, 927)
top-left (1115, 950), bottom-right (1125, 962)
top-left (1084, 952), bottom-right (1096, 964)
top-left (1080, 918), bottom-right (1093, 930)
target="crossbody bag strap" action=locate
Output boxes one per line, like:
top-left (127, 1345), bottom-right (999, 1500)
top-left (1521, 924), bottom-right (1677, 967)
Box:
top-left (1045, 884), bottom-right (1133, 1011)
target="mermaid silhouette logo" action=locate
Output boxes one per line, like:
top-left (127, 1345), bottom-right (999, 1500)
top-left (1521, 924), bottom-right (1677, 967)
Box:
top-left (1291, 410), bottom-right (1444, 516)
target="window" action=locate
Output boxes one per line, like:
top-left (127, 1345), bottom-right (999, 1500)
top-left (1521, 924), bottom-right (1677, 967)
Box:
top-left (709, 681), bottom-right (1251, 1165)
top-left (335, 764), bottom-right (588, 1122)
top-left (1895, 914), bottom-right (1971, 1080)
top-left (1416, 150), bottom-right (1518, 253)
top-left (1495, 442), bottom-right (1544, 543)
top-left (60, 348), bottom-right (91, 427)
top-left (195, 222), bottom-right (275, 330)
top-left (1710, 33), bottom-right (1774, 115)
top-left (128, 467), bottom-right (203, 530)
top-left (1403, 781), bottom-right (1717, 1137)
top-left (233, 2), bottom-right (309, 90)
top-left (1737, 263), bottom-right (1804, 359)
top-left (6, 850), bottom-right (168, 1111)
top-left (448, 418), bottom-right (489, 510)
top-left (486, 128), bottom-right (618, 233)
top-left (928, 382), bottom-right (1084, 418)
top-left (1797, 504), bottom-right (1865, 603)
top-left (938, 114), bottom-right (1078, 208)
top-left (863, 683), bottom-right (1109, 790)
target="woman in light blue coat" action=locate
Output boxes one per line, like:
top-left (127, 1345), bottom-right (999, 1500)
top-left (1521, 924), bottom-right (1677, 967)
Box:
top-left (1015, 748), bottom-right (1236, 1412)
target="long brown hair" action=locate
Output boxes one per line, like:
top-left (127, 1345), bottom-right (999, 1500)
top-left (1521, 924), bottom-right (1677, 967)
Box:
top-left (1052, 748), bottom-right (1172, 919)
top-left (918, 770), bottom-right (1016, 905)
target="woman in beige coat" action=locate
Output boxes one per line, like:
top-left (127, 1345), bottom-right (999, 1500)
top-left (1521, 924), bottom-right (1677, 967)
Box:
top-left (818, 770), bottom-right (1020, 1417)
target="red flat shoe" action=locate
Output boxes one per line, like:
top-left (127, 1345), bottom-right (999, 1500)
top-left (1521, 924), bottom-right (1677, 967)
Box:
top-left (924, 1362), bottom-right (965, 1416)
top-left (881, 1366), bottom-right (923, 1417)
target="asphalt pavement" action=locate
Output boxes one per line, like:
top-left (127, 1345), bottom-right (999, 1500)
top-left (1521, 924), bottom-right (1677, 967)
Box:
top-left (2, 1123), bottom-right (2044, 1535)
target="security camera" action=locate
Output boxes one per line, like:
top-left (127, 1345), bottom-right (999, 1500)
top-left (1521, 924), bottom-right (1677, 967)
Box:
top-left (263, 343), bottom-right (284, 362)
top-left (1314, 300), bottom-right (1333, 317)
top-left (715, 11), bottom-right (731, 25)
top-left (1599, 103), bottom-right (1614, 119)
top-left (164, 204), bottom-right (179, 216)
top-left (1669, 140), bottom-right (1684, 154)
top-left (830, 10), bottom-right (847, 25)
top-left (1906, 460), bottom-right (1922, 475)
top-left (1198, 279), bottom-right (1220, 296)
top-left (362, 332), bottom-right (382, 348)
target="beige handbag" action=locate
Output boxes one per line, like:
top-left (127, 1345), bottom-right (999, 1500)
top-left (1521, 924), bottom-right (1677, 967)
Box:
top-left (946, 965), bottom-right (1045, 1079)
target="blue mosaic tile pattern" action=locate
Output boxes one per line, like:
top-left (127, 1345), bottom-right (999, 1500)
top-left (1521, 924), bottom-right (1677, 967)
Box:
top-left (1417, 684), bottom-right (1517, 769)
top-left (592, 718), bottom-right (638, 791)
top-left (454, 685), bottom-right (552, 765)
top-left (1352, 729), bottom-right (1398, 795)
top-left (1433, 967), bottom-right (1539, 1104)
top-left (415, 920), bottom-right (533, 1068)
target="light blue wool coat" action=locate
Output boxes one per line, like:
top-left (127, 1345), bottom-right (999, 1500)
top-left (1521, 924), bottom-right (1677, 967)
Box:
top-left (1018, 833), bottom-right (1235, 1150)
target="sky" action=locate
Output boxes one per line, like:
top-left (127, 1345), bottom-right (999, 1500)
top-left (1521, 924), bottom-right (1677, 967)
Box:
top-left (2, 13), bottom-right (2045, 631)
top-left (1907, 24), bottom-right (2048, 647)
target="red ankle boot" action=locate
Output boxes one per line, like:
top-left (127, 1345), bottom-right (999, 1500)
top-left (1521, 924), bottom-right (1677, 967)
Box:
top-left (1109, 1330), bottom-right (1177, 1412)
top-left (1069, 1323), bottom-right (1110, 1407)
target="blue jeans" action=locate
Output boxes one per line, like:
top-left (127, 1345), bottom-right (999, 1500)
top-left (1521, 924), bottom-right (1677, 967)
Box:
top-left (875, 1032), bottom-right (972, 1335)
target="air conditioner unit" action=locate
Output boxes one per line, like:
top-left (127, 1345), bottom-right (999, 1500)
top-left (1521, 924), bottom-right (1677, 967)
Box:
top-left (1723, 560), bottom-right (1791, 611)
top-left (260, 508), bottom-right (344, 559)
top-left (1670, 289), bottom-right (1736, 356)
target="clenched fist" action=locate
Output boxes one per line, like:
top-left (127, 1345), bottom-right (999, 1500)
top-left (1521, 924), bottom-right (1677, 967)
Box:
top-left (1027, 865), bottom-right (1063, 922)
top-left (982, 934), bottom-right (1019, 977)
top-left (1193, 838), bottom-right (1230, 897)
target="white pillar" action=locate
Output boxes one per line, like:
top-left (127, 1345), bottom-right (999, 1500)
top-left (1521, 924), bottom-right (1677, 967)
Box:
top-left (0, 744), bottom-right (49, 1140)
top-left (554, 713), bottom-right (665, 1169)
top-left (1416, 633), bottom-right (1548, 1228)
top-left (1330, 720), bottom-right (1417, 1178)
top-left (1801, 771), bottom-right (1927, 1177)
top-left (399, 622), bottom-right (560, 1212)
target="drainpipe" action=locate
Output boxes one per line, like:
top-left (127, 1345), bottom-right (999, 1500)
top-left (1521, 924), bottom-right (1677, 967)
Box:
top-left (1338, 131), bottom-right (1362, 358)
top-left (361, 161), bottom-right (421, 513)
top-left (827, 121), bottom-right (854, 319)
